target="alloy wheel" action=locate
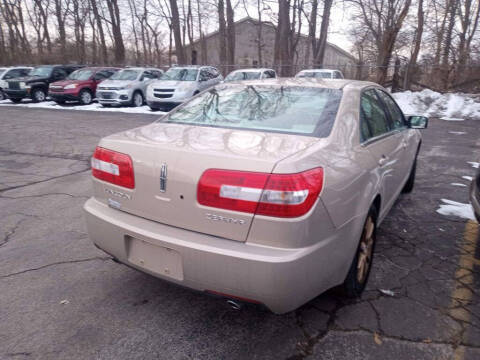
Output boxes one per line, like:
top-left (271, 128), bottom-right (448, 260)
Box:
top-left (81, 91), bottom-right (92, 105)
top-left (34, 89), bottom-right (46, 102)
top-left (133, 93), bottom-right (143, 107)
top-left (357, 216), bottom-right (375, 283)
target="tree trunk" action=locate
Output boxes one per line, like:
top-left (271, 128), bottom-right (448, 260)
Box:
top-left (106, 0), bottom-right (125, 65)
top-left (218, 0), bottom-right (227, 73)
top-left (313, 0), bottom-right (333, 67)
top-left (54, 0), bottom-right (67, 62)
top-left (257, 0), bottom-right (263, 66)
top-left (90, 0), bottom-right (108, 64)
top-left (405, 0), bottom-right (423, 89)
top-left (226, 0), bottom-right (235, 67)
top-left (275, 0), bottom-right (291, 76)
top-left (169, 0), bottom-right (185, 64)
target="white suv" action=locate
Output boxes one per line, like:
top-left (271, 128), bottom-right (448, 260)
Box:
top-left (0, 66), bottom-right (33, 101)
top-left (146, 66), bottom-right (223, 111)
top-left (224, 68), bottom-right (276, 82)
top-left (96, 67), bottom-right (163, 107)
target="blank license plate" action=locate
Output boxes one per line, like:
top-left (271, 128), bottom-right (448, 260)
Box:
top-left (127, 237), bottom-right (183, 281)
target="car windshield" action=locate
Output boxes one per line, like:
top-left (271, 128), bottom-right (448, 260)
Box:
top-left (67, 69), bottom-right (94, 81)
top-left (298, 72), bottom-right (331, 79)
top-left (30, 67), bottom-right (53, 77)
top-left (225, 71), bottom-right (262, 82)
top-left (110, 69), bottom-right (140, 81)
top-left (160, 85), bottom-right (342, 137)
top-left (161, 68), bottom-right (198, 81)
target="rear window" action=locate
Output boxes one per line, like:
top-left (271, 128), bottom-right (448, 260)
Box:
top-left (225, 71), bottom-right (261, 82)
top-left (160, 84), bottom-right (342, 137)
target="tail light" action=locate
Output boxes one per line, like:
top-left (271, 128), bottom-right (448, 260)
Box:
top-left (197, 168), bottom-right (323, 218)
top-left (91, 147), bottom-right (135, 189)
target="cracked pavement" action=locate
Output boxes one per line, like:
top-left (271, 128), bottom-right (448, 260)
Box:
top-left (1, 106), bottom-right (479, 360)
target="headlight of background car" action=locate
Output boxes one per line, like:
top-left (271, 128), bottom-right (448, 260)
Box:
top-left (19, 82), bottom-right (26, 89)
top-left (64, 84), bottom-right (77, 90)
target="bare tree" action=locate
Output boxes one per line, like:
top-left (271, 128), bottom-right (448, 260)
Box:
top-left (169, 0), bottom-right (186, 64)
top-left (405, 0), bottom-right (424, 89)
top-left (350, 0), bottom-right (412, 84)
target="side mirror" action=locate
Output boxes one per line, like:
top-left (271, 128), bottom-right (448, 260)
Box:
top-left (407, 115), bottom-right (428, 129)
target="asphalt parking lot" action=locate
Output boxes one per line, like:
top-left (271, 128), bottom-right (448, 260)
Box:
top-left (1, 106), bottom-right (479, 360)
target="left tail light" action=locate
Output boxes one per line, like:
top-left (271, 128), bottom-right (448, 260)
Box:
top-left (91, 146), bottom-right (135, 189)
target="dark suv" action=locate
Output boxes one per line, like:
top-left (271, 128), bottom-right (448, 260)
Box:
top-left (5, 65), bottom-right (84, 103)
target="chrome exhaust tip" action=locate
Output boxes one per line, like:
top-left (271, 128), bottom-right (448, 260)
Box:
top-left (226, 299), bottom-right (243, 311)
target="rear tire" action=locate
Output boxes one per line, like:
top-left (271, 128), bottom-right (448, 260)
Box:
top-left (32, 88), bottom-right (47, 103)
top-left (402, 158), bottom-right (417, 193)
top-left (342, 206), bottom-right (377, 297)
top-left (0, 90), bottom-right (5, 101)
top-left (79, 89), bottom-right (93, 105)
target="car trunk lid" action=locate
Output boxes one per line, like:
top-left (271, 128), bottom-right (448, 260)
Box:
top-left (93, 122), bottom-right (319, 242)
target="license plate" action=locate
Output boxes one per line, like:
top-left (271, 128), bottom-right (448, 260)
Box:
top-left (127, 237), bottom-right (183, 280)
top-left (99, 92), bottom-right (113, 99)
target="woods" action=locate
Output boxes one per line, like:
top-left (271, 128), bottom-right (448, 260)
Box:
top-left (0, 0), bottom-right (479, 91)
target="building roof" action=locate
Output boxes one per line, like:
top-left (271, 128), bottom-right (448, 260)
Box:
top-left (183, 17), bottom-right (357, 63)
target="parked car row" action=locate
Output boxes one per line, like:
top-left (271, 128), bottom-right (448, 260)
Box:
top-left (0, 64), bottom-right (345, 110)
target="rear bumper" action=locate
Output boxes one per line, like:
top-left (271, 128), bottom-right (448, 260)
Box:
top-left (470, 176), bottom-right (480, 222)
top-left (83, 197), bottom-right (351, 313)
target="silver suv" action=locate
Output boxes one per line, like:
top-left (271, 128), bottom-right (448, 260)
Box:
top-left (0, 66), bottom-right (32, 101)
top-left (96, 67), bottom-right (163, 107)
top-left (146, 66), bottom-right (223, 111)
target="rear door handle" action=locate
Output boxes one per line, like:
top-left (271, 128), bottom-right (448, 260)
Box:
top-left (378, 155), bottom-right (388, 166)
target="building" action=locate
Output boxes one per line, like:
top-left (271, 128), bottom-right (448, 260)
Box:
top-left (181, 17), bottom-right (358, 77)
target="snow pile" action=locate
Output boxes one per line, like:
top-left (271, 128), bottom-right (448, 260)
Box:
top-left (392, 89), bottom-right (480, 120)
top-left (436, 199), bottom-right (475, 220)
top-left (0, 99), bottom-right (166, 115)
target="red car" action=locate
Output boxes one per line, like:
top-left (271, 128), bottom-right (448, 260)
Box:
top-left (49, 67), bottom-right (119, 105)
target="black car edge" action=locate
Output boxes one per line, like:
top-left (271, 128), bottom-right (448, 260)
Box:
top-left (4, 65), bottom-right (84, 103)
top-left (470, 168), bottom-right (480, 223)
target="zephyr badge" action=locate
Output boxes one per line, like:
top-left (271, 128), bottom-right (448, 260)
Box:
top-left (160, 163), bottom-right (167, 192)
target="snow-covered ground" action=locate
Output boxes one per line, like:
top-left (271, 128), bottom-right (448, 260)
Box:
top-left (392, 89), bottom-right (480, 121)
top-left (0, 99), bottom-right (166, 115)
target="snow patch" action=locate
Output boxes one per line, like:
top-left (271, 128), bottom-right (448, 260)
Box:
top-left (436, 199), bottom-right (475, 220)
top-left (392, 89), bottom-right (480, 120)
top-left (448, 131), bottom-right (467, 135)
top-left (468, 161), bottom-right (479, 169)
top-left (451, 183), bottom-right (467, 187)
top-left (0, 99), bottom-right (166, 115)
top-left (462, 176), bottom-right (474, 181)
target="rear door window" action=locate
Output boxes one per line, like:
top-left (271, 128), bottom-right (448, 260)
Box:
top-left (375, 89), bottom-right (406, 130)
top-left (360, 90), bottom-right (392, 141)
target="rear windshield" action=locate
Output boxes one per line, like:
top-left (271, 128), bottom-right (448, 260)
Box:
top-left (225, 71), bottom-right (261, 82)
top-left (67, 69), bottom-right (93, 80)
top-left (160, 84), bottom-right (342, 137)
top-left (110, 69), bottom-right (140, 81)
top-left (298, 72), bottom-right (331, 79)
top-left (161, 68), bottom-right (198, 81)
